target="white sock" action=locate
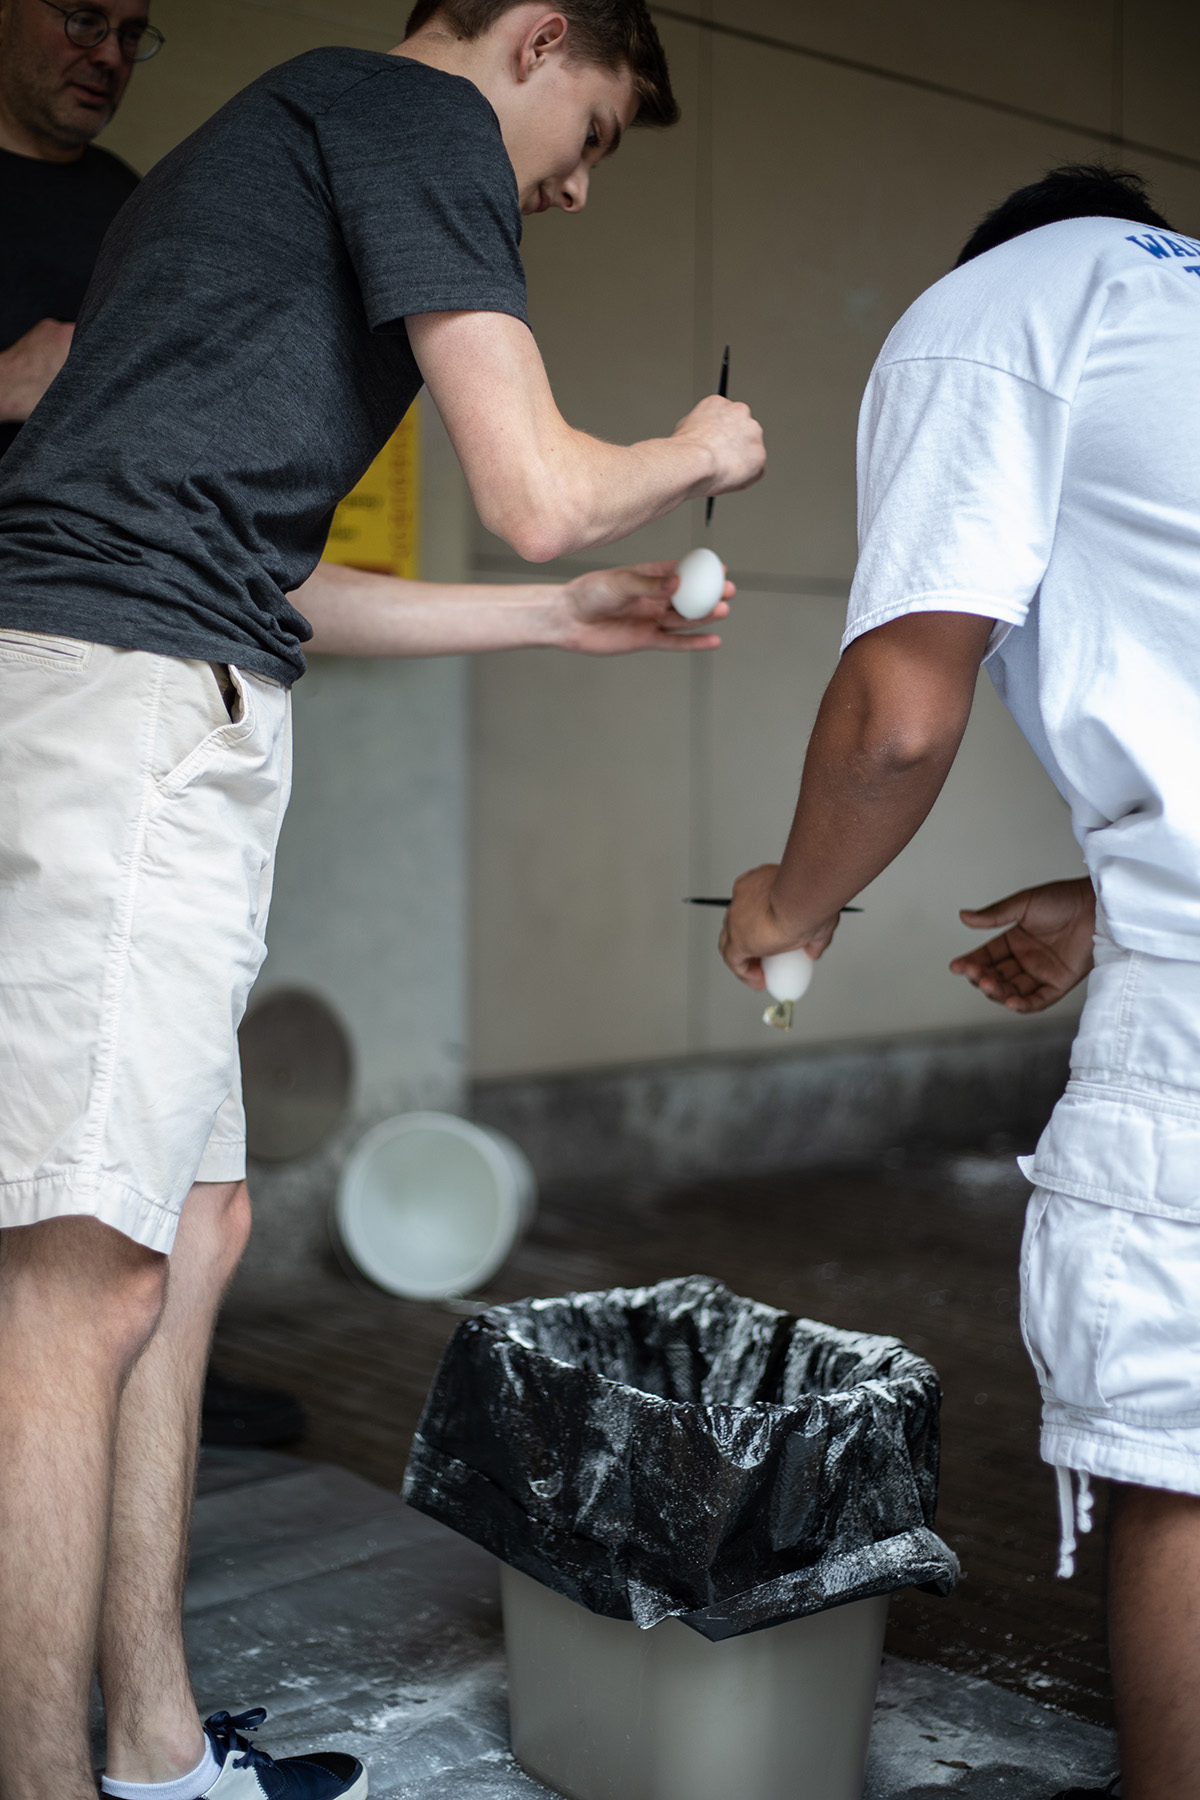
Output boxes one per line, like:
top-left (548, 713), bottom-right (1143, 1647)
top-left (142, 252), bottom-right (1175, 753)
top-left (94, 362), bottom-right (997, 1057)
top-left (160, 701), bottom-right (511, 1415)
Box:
top-left (102, 1738), bottom-right (221, 1800)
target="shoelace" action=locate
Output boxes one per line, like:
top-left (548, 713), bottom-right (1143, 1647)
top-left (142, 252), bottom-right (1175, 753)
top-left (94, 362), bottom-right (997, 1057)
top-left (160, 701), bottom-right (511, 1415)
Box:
top-left (203, 1709), bottom-right (278, 1776)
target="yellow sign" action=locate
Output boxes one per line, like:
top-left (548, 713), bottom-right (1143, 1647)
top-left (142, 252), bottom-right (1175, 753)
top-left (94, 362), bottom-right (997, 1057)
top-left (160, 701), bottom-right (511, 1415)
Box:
top-left (322, 405), bottom-right (420, 578)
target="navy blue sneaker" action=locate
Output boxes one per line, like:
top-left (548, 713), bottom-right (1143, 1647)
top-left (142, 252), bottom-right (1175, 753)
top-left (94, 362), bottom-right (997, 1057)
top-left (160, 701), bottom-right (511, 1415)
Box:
top-left (200, 1710), bottom-right (366, 1799)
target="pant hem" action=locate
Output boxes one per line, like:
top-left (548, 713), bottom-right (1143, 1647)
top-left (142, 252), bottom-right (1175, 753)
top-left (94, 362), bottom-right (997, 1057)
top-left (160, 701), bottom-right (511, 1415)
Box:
top-left (1042, 1425), bottom-right (1200, 1496)
top-left (0, 1172), bottom-right (180, 1253)
top-left (194, 1140), bottom-right (247, 1183)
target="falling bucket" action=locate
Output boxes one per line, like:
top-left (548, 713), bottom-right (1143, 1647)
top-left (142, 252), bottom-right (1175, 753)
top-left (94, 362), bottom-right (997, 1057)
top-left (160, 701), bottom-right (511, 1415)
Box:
top-left (334, 1112), bottom-right (536, 1300)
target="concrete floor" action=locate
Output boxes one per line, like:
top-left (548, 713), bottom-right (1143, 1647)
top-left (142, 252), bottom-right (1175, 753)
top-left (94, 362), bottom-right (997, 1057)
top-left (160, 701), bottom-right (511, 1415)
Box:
top-left (175, 1448), bottom-right (1118, 1800)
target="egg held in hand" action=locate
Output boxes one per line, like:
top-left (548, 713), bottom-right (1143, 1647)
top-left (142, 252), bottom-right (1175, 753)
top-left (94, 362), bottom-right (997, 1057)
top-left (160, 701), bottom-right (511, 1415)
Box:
top-left (760, 946), bottom-right (814, 1031)
top-left (762, 947), bottom-right (814, 1003)
top-left (672, 546), bottom-right (725, 620)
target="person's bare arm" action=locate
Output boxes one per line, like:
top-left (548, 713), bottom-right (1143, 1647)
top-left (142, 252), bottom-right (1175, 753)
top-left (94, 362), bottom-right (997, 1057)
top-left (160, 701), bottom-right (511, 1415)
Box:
top-left (720, 611), bottom-right (995, 989)
top-left (949, 877), bottom-right (1096, 1011)
top-left (406, 311), bottom-right (764, 562)
top-left (292, 559), bottom-right (733, 657)
top-left (0, 319), bottom-right (74, 422)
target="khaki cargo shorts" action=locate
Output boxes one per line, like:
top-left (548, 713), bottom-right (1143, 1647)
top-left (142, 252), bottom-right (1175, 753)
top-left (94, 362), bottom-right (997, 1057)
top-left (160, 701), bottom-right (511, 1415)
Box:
top-left (0, 629), bottom-right (291, 1252)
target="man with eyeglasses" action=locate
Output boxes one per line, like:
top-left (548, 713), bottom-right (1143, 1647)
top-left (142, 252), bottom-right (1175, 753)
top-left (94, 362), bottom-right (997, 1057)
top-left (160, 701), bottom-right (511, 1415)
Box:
top-left (0, 0), bottom-right (161, 454)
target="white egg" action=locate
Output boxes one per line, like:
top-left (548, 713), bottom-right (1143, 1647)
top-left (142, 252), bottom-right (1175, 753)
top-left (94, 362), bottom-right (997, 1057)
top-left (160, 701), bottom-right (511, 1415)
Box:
top-left (672, 546), bottom-right (725, 620)
top-left (762, 947), bottom-right (814, 1003)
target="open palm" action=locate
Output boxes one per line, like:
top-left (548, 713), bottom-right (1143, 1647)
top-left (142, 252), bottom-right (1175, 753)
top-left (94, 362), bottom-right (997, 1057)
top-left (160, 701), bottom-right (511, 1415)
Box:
top-left (949, 877), bottom-right (1096, 1013)
top-left (562, 562), bottom-right (731, 654)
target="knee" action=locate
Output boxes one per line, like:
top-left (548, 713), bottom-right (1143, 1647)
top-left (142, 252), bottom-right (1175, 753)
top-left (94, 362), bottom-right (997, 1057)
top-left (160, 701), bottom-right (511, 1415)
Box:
top-left (76, 1226), bottom-right (167, 1363)
top-left (105, 1252), bottom-right (169, 1364)
top-left (215, 1179), bottom-right (252, 1268)
top-left (186, 1179), bottom-right (252, 1284)
top-left (0, 1218), bottom-right (168, 1368)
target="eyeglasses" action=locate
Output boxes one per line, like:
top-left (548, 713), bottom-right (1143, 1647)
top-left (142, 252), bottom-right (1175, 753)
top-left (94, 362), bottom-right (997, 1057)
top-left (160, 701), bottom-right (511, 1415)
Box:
top-left (40, 0), bottom-right (165, 62)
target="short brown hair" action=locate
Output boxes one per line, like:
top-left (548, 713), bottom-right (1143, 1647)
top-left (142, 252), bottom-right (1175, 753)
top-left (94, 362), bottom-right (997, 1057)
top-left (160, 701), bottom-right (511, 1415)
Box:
top-left (403, 0), bottom-right (679, 128)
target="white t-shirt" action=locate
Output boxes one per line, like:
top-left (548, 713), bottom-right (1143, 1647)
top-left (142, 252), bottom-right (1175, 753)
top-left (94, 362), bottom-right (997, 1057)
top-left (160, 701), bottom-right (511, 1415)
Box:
top-left (843, 216), bottom-right (1200, 961)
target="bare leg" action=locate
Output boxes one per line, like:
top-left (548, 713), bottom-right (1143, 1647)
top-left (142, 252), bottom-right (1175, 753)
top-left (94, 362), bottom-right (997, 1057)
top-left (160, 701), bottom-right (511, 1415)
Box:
top-left (0, 1217), bottom-right (167, 1800)
top-left (1109, 1482), bottom-right (1200, 1799)
top-left (100, 1180), bottom-right (252, 1784)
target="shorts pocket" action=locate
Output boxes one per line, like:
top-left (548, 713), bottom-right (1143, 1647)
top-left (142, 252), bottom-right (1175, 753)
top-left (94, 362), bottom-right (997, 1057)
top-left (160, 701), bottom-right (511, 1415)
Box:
top-left (0, 629), bottom-right (91, 668)
top-left (1019, 1189), bottom-right (1055, 1391)
top-left (1023, 1189), bottom-right (1200, 1426)
top-left (153, 662), bottom-right (257, 797)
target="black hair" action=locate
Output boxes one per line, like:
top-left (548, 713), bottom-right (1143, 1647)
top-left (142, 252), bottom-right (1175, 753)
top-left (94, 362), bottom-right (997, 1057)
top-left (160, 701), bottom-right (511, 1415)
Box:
top-left (955, 164), bottom-right (1173, 267)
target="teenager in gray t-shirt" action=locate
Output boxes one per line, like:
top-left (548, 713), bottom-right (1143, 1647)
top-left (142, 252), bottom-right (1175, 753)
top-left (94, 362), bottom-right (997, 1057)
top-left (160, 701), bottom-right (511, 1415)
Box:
top-left (0, 48), bottom-right (531, 681)
top-left (0, 5), bottom-right (766, 1800)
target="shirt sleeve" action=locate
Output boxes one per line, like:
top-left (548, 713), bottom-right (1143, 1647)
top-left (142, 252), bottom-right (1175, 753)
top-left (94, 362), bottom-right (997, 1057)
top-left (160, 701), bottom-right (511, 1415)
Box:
top-left (842, 356), bottom-right (1071, 656)
top-left (314, 64), bottom-right (528, 334)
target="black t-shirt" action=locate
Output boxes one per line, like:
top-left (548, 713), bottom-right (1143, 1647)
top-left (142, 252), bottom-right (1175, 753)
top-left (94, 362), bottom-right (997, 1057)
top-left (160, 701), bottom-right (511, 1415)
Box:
top-left (0, 51), bottom-right (528, 685)
top-left (0, 142), bottom-right (138, 457)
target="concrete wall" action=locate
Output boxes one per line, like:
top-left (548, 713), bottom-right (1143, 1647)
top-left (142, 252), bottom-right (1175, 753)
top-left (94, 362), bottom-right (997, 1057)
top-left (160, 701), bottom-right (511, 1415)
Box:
top-left (469, 2), bottom-right (1200, 1078)
top-left (99, 0), bottom-right (404, 167)
top-left (474, 1016), bottom-right (1079, 1192)
top-left (256, 399), bottom-right (472, 1134)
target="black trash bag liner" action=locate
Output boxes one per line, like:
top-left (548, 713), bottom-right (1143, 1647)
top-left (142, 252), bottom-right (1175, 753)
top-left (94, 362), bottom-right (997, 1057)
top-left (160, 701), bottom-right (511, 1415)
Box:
top-left (403, 1274), bottom-right (959, 1641)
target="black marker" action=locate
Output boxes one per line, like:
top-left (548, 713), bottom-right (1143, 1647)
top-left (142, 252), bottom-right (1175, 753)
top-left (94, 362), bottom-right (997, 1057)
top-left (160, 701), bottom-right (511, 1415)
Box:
top-left (704, 345), bottom-right (730, 528)
top-left (685, 897), bottom-right (863, 913)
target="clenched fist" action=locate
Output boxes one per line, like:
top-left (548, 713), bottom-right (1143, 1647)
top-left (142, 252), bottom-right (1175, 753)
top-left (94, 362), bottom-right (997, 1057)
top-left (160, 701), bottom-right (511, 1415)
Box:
top-left (671, 393), bottom-right (766, 498)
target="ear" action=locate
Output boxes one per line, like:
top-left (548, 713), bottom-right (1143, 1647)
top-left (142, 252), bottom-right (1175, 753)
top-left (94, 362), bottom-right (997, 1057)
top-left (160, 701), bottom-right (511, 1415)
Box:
top-left (515, 9), bottom-right (569, 80)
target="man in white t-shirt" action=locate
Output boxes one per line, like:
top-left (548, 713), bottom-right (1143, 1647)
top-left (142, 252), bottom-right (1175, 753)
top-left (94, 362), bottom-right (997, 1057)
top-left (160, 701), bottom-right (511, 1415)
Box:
top-left (721, 164), bottom-right (1200, 1797)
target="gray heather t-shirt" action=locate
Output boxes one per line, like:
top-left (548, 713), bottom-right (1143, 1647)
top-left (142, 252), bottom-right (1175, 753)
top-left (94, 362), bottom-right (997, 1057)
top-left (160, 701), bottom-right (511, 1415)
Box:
top-left (0, 50), bottom-right (527, 685)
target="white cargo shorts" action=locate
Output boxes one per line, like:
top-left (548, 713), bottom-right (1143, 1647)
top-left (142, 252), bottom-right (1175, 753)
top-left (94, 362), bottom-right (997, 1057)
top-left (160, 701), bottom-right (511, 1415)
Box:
top-left (0, 630), bottom-right (291, 1253)
top-left (1021, 920), bottom-right (1200, 1499)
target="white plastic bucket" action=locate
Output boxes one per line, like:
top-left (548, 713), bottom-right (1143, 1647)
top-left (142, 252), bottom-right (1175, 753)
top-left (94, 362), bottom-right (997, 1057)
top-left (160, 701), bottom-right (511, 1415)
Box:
top-left (334, 1113), bottom-right (537, 1300)
top-left (503, 1563), bottom-right (888, 1800)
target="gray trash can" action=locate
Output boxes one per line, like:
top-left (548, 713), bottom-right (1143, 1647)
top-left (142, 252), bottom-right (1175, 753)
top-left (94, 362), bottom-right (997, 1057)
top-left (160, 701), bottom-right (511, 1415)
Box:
top-left (404, 1275), bottom-right (958, 1800)
top-left (502, 1563), bottom-right (889, 1800)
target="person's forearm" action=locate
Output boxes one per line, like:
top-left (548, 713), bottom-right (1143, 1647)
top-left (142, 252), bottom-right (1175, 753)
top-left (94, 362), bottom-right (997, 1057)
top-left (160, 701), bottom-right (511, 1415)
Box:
top-left (722, 613), bottom-right (994, 983)
top-left (408, 312), bottom-right (761, 563)
top-left (765, 615), bottom-right (994, 939)
top-left (437, 391), bottom-right (716, 564)
top-left (0, 319), bottom-right (75, 422)
top-left (768, 674), bottom-right (963, 936)
top-left (291, 562), bottom-right (576, 657)
top-left (475, 427), bottom-right (715, 563)
top-left (0, 343), bottom-right (34, 422)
